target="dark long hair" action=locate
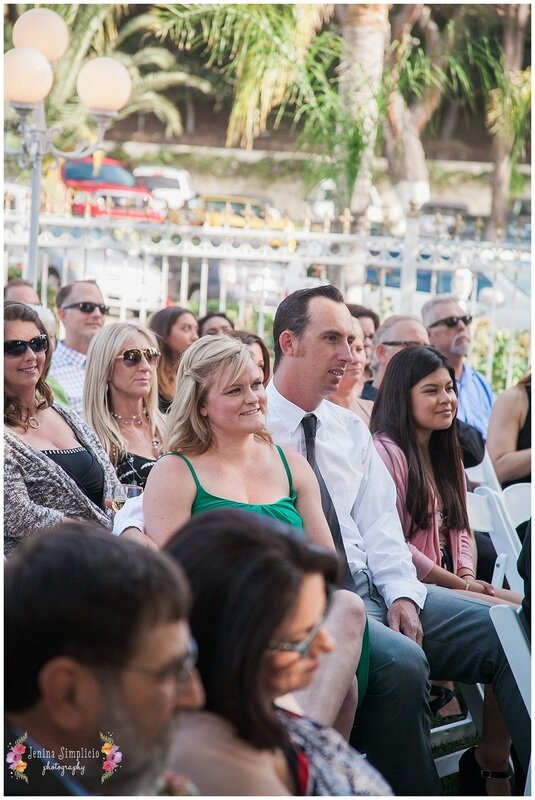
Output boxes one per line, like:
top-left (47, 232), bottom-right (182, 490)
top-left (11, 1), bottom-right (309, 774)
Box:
top-left (370, 345), bottom-right (469, 535)
top-left (149, 306), bottom-right (195, 402)
top-left (230, 330), bottom-right (271, 386)
top-left (165, 508), bottom-right (339, 751)
top-left (4, 301), bottom-right (53, 428)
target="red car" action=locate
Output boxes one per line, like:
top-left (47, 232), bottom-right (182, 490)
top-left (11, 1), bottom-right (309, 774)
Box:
top-left (70, 187), bottom-right (167, 223)
top-left (62, 157), bottom-right (167, 223)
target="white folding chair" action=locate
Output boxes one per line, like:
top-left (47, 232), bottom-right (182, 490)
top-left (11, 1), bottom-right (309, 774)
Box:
top-left (501, 482), bottom-right (531, 531)
top-left (489, 604), bottom-right (531, 795)
top-left (467, 487), bottom-right (523, 594)
top-left (465, 447), bottom-right (502, 493)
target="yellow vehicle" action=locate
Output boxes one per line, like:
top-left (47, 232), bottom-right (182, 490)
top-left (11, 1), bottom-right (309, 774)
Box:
top-left (183, 193), bottom-right (296, 250)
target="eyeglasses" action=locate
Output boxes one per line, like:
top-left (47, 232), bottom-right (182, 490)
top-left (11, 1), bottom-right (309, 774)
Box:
top-left (4, 334), bottom-right (49, 357)
top-left (127, 638), bottom-right (198, 688)
top-left (61, 302), bottom-right (110, 315)
top-left (428, 315), bottom-right (472, 329)
top-left (115, 347), bottom-right (160, 367)
top-left (382, 340), bottom-right (426, 348)
top-left (268, 604), bottom-right (330, 658)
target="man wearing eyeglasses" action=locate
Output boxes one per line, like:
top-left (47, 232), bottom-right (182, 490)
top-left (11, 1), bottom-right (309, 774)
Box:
top-left (422, 294), bottom-right (494, 436)
top-left (362, 314), bottom-right (429, 399)
top-left (5, 522), bottom-right (204, 796)
top-left (50, 281), bottom-right (109, 415)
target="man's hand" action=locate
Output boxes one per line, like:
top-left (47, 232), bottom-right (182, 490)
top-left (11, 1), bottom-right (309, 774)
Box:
top-left (387, 598), bottom-right (423, 646)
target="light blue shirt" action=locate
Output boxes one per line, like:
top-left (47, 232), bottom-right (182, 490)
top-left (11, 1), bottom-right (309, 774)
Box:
top-left (456, 363), bottom-right (494, 437)
top-left (265, 380), bottom-right (427, 610)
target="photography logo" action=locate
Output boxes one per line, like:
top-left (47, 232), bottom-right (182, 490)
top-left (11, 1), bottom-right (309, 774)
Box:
top-left (5, 731), bottom-right (122, 785)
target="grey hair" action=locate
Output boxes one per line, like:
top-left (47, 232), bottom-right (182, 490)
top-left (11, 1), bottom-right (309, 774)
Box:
top-left (421, 294), bottom-right (462, 327)
top-left (370, 314), bottom-right (423, 374)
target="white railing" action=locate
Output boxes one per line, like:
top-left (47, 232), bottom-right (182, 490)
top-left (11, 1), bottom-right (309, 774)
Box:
top-left (4, 208), bottom-right (531, 382)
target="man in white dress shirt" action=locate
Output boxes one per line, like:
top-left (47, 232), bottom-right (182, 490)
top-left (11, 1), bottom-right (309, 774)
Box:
top-left (266, 285), bottom-right (529, 795)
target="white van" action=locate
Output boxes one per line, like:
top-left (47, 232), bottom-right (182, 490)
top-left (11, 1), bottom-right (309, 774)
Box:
top-left (133, 166), bottom-right (194, 210)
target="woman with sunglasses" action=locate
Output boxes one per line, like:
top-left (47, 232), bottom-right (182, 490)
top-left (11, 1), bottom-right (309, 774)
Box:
top-left (4, 302), bottom-right (123, 553)
top-left (148, 306), bottom-right (199, 413)
top-left (370, 345), bottom-right (520, 795)
top-left (84, 323), bottom-right (165, 488)
top-left (166, 508), bottom-right (391, 796)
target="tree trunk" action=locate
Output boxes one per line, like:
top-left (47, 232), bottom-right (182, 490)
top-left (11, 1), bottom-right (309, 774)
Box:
top-left (489, 4), bottom-right (529, 236)
top-left (336, 4), bottom-right (390, 215)
top-left (384, 5), bottom-right (464, 210)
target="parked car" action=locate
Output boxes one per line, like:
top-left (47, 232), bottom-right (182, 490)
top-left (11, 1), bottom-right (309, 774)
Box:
top-left (70, 187), bottom-right (166, 223)
top-left (133, 165), bottom-right (194, 210)
top-left (61, 157), bottom-right (166, 222)
top-left (362, 259), bottom-right (531, 331)
top-left (183, 193), bottom-right (290, 230)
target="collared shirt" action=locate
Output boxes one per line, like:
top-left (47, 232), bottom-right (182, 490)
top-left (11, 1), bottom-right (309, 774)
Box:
top-left (49, 341), bottom-right (87, 416)
top-left (360, 380), bottom-right (377, 401)
top-left (456, 363), bottom-right (494, 437)
top-left (265, 381), bottom-right (427, 609)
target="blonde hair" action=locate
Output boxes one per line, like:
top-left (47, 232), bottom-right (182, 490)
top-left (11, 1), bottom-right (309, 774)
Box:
top-left (84, 323), bottom-right (165, 465)
top-left (165, 335), bottom-right (272, 454)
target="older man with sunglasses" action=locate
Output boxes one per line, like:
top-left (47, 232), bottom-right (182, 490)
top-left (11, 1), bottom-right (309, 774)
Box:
top-left (422, 294), bottom-right (494, 436)
top-left (50, 280), bottom-right (109, 415)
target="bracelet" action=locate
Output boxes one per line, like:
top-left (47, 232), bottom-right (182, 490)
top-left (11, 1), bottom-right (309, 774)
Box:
top-left (458, 571), bottom-right (475, 579)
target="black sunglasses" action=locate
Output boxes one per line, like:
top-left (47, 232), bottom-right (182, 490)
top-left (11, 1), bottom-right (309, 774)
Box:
top-left (428, 315), bottom-right (472, 329)
top-left (62, 302), bottom-right (110, 315)
top-left (4, 334), bottom-right (49, 357)
top-left (116, 347), bottom-right (160, 367)
top-left (382, 340), bottom-right (425, 348)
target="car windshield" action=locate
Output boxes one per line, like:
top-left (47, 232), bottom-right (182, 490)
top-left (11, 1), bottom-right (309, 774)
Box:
top-left (138, 176), bottom-right (179, 190)
top-left (64, 162), bottom-right (136, 187)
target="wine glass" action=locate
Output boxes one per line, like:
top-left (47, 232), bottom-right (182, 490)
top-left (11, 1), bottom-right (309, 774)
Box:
top-left (106, 483), bottom-right (143, 517)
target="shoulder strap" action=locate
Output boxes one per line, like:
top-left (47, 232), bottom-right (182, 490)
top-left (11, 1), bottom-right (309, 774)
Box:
top-left (275, 445), bottom-right (294, 494)
top-left (162, 451), bottom-right (202, 490)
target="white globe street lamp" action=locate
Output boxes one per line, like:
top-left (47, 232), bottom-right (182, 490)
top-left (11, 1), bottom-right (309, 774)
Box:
top-left (4, 8), bottom-right (132, 286)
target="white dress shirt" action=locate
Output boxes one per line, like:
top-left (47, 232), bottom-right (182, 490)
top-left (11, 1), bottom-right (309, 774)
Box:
top-left (266, 381), bottom-right (427, 609)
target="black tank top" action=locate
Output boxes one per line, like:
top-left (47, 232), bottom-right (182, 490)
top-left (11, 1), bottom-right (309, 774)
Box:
top-left (503, 384), bottom-right (531, 489)
top-left (42, 447), bottom-right (105, 508)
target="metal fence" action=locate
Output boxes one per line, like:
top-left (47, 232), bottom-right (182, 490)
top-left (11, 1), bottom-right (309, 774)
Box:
top-left (4, 206), bottom-right (531, 385)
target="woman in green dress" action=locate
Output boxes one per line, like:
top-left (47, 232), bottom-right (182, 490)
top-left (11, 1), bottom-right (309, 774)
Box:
top-left (143, 334), bottom-right (367, 739)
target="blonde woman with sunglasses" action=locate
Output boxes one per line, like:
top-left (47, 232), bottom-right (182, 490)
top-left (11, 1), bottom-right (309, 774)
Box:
top-left (84, 323), bottom-right (165, 488)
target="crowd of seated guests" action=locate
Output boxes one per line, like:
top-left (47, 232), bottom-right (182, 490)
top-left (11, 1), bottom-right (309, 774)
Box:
top-left (4, 281), bottom-right (530, 796)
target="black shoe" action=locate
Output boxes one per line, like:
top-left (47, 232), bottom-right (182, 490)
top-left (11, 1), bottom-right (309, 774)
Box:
top-left (458, 746), bottom-right (510, 796)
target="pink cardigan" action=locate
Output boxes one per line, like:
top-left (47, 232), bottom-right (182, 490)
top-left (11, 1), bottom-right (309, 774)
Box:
top-left (373, 434), bottom-right (474, 581)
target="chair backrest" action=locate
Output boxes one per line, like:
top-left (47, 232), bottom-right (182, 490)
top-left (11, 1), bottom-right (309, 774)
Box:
top-left (489, 603), bottom-right (531, 796)
top-left (501, 483), bottom-right (531, 530)
top-left (465, 447), bottom-right (502, 493)
top-left (467, 486), bottom-right (523, 594)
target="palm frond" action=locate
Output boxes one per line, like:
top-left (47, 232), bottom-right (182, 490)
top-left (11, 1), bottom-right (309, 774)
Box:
top-left (134, 70), bottom-right (213, 95)
top-left (116, 92), bottom-right (183, 137)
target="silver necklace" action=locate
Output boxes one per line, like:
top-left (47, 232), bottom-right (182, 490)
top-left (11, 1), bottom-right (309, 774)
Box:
top-left (28, 415), bottom-right (40, 429)
top-left (111, 409), bottom-right (148, 427)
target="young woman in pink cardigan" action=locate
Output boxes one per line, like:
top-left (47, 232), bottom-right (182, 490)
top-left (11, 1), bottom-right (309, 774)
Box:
top-left (370, 345), bottom-right (520, 796)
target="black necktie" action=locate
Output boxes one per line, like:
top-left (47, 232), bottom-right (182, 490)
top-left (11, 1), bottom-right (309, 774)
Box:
top-left (301, 414), bottom-right (356, 590)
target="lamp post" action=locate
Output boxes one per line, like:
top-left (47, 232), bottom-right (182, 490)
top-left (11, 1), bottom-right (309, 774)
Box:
top-left (4, 8), bottom-right (132, 287)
